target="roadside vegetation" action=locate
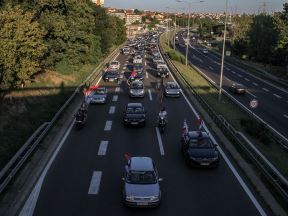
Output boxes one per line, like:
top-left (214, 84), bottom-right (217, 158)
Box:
top-left (0, 0), bottom-right (126, 168)
top-left (160, 33), bottom-right (288, 178)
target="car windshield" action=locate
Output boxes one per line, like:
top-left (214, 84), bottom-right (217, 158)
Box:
top-left (188, 137), bottom-right (214, 148)
top-left (167, 84), bottom-right (178, 89)
top-left (111, 61), bottom-right (118, 65)
top-left (107, 71), bottom-right (117, 75)
top-left (126, 171), bottom-right (157, 184)
top-left (94, 89), bottom-right (105, 94)
top-left (131, 82), bottom-right (143, 89)
top-left (126, 107), bottom-right (144, 114)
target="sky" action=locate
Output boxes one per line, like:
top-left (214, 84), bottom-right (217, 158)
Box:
top-left (104, 0), bottom-right (285, 14)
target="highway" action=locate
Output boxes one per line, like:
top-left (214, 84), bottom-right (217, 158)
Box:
top-left (20, 43), bottom-right (266, 216)
top-left (176, 32), bottom-right (288, 144)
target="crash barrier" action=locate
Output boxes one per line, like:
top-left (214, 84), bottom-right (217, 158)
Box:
top-left (158, 42), bottom-right (288, 203)
top-left (0, 44), bottom-right (122, 194)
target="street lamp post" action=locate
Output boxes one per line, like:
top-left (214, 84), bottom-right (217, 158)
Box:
top-left (174, 13), bottom-right (177, 50)
top-left (176, 0), bottom-right (204, 66)
top-left (218, 0), bottom-right (228, 102)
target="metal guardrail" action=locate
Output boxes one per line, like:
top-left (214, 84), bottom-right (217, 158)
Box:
top-left (159, 42), bottom-right (288, 203)
top-left (0, 45), bottom-right (122, 194)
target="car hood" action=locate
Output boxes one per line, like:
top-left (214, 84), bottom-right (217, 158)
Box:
top-left (125, 113), bottom-right (145, 119)
top-left (130, 89), bottom-right (144, 93)
top-left (166, 89), bottom-right (180, 93)
top-left (124, 183), bottom-right (160, 197)
top-left (188, 148), bottom-right (217, 158)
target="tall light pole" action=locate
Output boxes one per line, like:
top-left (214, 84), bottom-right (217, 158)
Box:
top-left (176, 0), bottom-right (204, 66)
top-left (218, 0), bottom-right (228, 102)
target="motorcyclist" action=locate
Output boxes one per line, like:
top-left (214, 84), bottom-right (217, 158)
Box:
top-left (79, 102), bottom-right (88, 120)
top-left (158, 107), bottom-right (167, 124)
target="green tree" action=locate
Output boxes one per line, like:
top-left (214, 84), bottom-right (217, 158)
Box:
top-left (0, 5), bottom-right (47, 87)
top-left (248, 14), bottom-right (279, 63)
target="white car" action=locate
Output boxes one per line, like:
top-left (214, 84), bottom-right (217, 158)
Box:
top-left (133, 55), bottom-right (142, 64)
top-left (202, 49), bottom-right (208, 54)
top-left (156, 61), bottom-right (167, 70)
top-left (109, 61), bottom-right (120, 70)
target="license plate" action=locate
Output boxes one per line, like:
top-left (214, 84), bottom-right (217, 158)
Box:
top-left (201, 162), bottom-right (210, 166)
top-left (109, 78), bottom-right (114, 81)
top-left (131, 122), bottom-right (138, 125)
top-left (137, 202), bottom-right (148, 206)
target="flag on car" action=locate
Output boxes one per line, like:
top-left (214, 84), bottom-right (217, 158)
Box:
top-left (182, 119), bottom-right (189, 139)
top-left (131, 69), bottom-right (137, 78)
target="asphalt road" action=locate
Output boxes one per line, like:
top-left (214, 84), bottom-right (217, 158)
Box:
top-left (177, 32), bottom-right (288, 144)
top-left (22, 45), bottom-right (266, 216)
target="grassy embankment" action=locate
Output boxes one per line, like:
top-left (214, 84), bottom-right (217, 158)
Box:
top-left (160, 32), bottom-right (288, 178)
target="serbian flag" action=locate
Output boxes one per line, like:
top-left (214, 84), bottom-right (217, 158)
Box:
top-left (83, 84), bottom-right (99, 96)
top-left (182, 119), bottom-right (189, 138)
top-left (131, 69), bottom-right (137, 78)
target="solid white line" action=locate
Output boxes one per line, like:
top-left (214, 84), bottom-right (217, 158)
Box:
top-left (98, 141), bottom-right (108, 156)
top-left (155, 127), bottom-right (165, 156)
top-left (164, 53), bottom-right (266, 216)
top-left (19, 73), bottom-right (106, 216)
top-left (88, 171), bottom-right (102, 195)
top-left (273, 93), bottom-right (282, 99)
top-left (115, 87), bottom-right (120, 92)
top-left (148, 89), bottom-right (153, 101)
top-left (253, 82), bottom-right (258, 86)
top-left (247, 91), bottom-right (257, 98)
top-left (146, 72), bottom-right (149, 79)
top-left (284, 114), bottom-right (288, 119)
top-left (109, 106), bottom-right (116, 114)
top-left (245, 78), bottom-right (250, 82)
top-left (112, 95), bottom-right (118, 102)
top-left (104, 121), bottom-right (112, 131)
top-left (262, 88), bottom-right (269, 92)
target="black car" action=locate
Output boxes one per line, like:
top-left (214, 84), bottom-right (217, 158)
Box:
top-left (229, 83), bottom-right (246, 94)
top-left (157, 68), bottom-right (169, 78)
top-left (181, 131), bottom-right (219, 168)
top-left (123, 103), bottom-right (146, 127)
top-left (133, 64), bottom-right (144, 74)
top-left (103, 70), bottom-right (119, 82)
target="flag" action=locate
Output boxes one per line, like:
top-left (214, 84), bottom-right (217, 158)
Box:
top-left (182, 119), bottom-right (189, 139)
top-left (131, 69), bottom-right (137, 78)
top-left (124, 152), bottom-right (131, 161)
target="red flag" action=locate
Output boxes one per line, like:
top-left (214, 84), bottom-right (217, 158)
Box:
top-left (196, 117), bottom-right (201, 127)
top-left (124, 152), bottom-right (131, 161)
top-left (131, 70), bottom-right (136, 77)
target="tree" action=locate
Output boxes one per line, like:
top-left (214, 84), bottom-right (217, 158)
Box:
top-left (0, 5), bottom-right (47, 87)
top-left (248, 14), bottom-right (279, 64)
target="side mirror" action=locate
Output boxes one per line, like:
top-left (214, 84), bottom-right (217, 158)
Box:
top-left (158, 178), bottom-right (163, 182)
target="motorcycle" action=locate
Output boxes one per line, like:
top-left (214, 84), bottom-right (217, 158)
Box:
top-left (158, 115), bottom-right (166, 133)
top-left (74, 111), bottom-right (87, 129)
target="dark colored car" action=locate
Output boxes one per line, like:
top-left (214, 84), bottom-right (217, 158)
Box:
top-left (123, 103), bottom-right (146, 127)
top-left (229, 83), bottom-right (246, 94)
top-left (103, 70), bottom-right (119, 82)
top-left (122, 157), bottom-right (162, 207)
top-left (181, 131), bottom-right (219, 168)
top-left (133, 64), bottom-right (144, 74)
top-left (157, 68), bottom-right (169, 78)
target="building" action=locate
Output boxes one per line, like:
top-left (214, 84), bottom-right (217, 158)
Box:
top-left (109, 12), bottom-right (126, 20)
top-left (126, 14), bottom-right (142, 25)
top-left (92, 0), bottom-right (104, 6)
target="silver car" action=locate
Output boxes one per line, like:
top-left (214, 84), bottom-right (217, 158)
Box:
top-left (122, 157), bottom-right (162, 207)
top-left (129, 81), bottom-right (145, 98)
top-left (89, 87), bottom-right (107, 104)
top-left (164, 82), bottom-right (181, 97)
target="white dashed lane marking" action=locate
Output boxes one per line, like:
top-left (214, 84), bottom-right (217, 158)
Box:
top-left (253, 82), bottom-right (258, 86)
top-left (273, 93), bottom-right (282, 99)
top-left (155, 127), bottom-right (165, 156)
top-left (88, 171), bottom-right (102, 195)
top-left (145, 61), bottom-right (147, 66)
top-left (123, 67), bottom-right (126, 70)
top-left (262, 88), bottom-right (269, 92)
top-left (115, 87), bottom-right (120, 92)
top-left (109, 106), bottom-right (116, 114)
top-left (245, 78), bottom-right (250, 82)
top-left (231, 71), bottom-right (236, 74)
top-left (117, 80), bottom-right (122, 85)
top-left (112, 95), bottom-right (118, 102)
top-left (208, 66), bottom-right (214, 71)
top-left (120, 75), bottom-right (123, 79)
top-left (284, 114), bottom-right (288, 119)
top-left (121, 70), bottom-right (125, 73)
top-left (148, 89), bottom-right (153, 101)
top-left (237, 74), bottom-right (243, 78)
top-left (98, 141), bottom-right (108, 156)
top-left (104, 121), bottom-right (112, 131)
top-left (146, 72), bottom-right (149, 79)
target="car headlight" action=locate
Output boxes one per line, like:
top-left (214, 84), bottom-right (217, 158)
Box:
top-left (150, 196), bottom-right (159, 201)
top-left (126, 196), bottom-right (134, 201)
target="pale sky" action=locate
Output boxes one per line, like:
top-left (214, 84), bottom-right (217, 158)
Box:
top-left (104, 0), bottom-right (285, 14)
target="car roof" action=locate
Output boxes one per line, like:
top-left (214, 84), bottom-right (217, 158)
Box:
top-left (127, 103), bottom-right (143, 108)
top-left (188, 131), bottom-right (209, 139)
top-left (129, 157), bottom-right (154, 171)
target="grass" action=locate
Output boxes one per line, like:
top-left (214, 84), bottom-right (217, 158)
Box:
top-left (0, 45), bottom-right (118, 169)
top-left (160, 33), bottom-right (288, 178)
